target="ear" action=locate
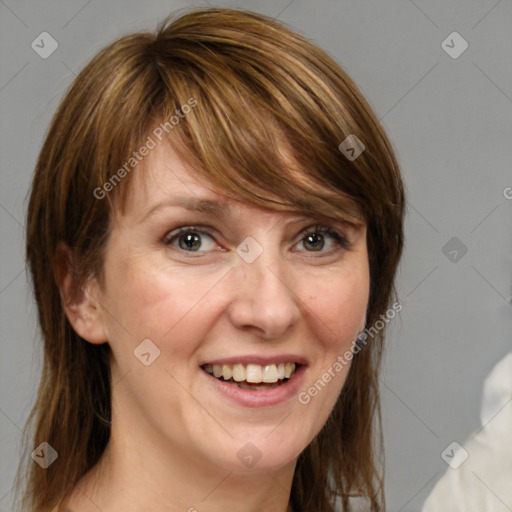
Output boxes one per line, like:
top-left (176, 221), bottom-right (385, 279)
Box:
top-left (55, 242), bottom-right (107, 344)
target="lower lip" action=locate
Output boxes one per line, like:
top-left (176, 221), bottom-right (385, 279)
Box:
top-left (200, 365), bottom-right (306, 407)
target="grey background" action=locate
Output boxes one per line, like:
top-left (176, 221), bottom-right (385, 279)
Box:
top-left (1, 0), bottom-right (511, 511)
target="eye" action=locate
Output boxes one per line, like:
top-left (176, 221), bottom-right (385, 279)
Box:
top-left (163, 226), bottom-right (219, 252)
top-left (295, 224), bottom-right (351, 253)
top-left (163, 224), bottom-right (352, 255)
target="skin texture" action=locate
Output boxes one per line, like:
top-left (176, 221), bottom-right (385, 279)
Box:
top-left (59, 142), bottom-right (370, 512)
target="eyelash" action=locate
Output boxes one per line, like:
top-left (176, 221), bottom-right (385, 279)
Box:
top-left (163, 224), bottom-right (351, 255)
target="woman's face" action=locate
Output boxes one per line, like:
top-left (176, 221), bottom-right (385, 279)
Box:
top-left (92, 141), bottom-right (370, 473)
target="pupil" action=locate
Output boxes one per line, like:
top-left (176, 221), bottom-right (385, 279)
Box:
top-left (180, 233), bottom-right (201, 251)
top-left (306, 233), bottom-right (323, 251)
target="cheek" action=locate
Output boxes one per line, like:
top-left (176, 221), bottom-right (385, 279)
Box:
top-left (102, 254), bottom-right (220, 354)
top-left (304, 265), bottom-right (370, 350)
top-left (294, 267), bottom-right (369, 443)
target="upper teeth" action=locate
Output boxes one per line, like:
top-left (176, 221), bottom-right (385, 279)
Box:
top-left (203, 363), bottom-right (296, 383)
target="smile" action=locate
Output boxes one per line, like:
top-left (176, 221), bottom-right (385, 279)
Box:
top-left (202, 363), bottom-right (297, 390)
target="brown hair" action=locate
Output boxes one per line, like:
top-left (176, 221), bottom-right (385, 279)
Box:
top-left (17, 7), bottom-right (404, 512)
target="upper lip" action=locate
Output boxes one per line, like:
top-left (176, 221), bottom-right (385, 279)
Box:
top-left (200, 354), bottom-right (308, 366)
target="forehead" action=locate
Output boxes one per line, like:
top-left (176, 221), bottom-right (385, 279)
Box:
top-left (114, 134), bottom-right (365, 229)
top-left (119, 141), bottom-right (285, 220)
top-left (125, 142), bottom-right (304, 214)
top-left (140, 142), bottom-right (217, 200)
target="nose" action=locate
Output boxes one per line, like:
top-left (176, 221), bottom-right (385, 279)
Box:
top-left (226, 245), bottom-right (301, 339)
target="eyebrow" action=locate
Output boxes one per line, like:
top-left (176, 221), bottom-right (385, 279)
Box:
top-left (140, 197), bottom-right (231, 223)
top-left (139, 196), bottom-right (363, 229)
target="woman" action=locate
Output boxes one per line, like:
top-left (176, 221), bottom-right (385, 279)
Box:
top-left (16, 7), bottom-right (404, 512)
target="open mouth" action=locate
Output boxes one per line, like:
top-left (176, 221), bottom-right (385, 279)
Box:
top-left (201, 362), bottom-right (298, 390)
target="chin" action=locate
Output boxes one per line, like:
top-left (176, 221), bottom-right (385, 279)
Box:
top-left (204, 434), bottom-right (307, 474)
